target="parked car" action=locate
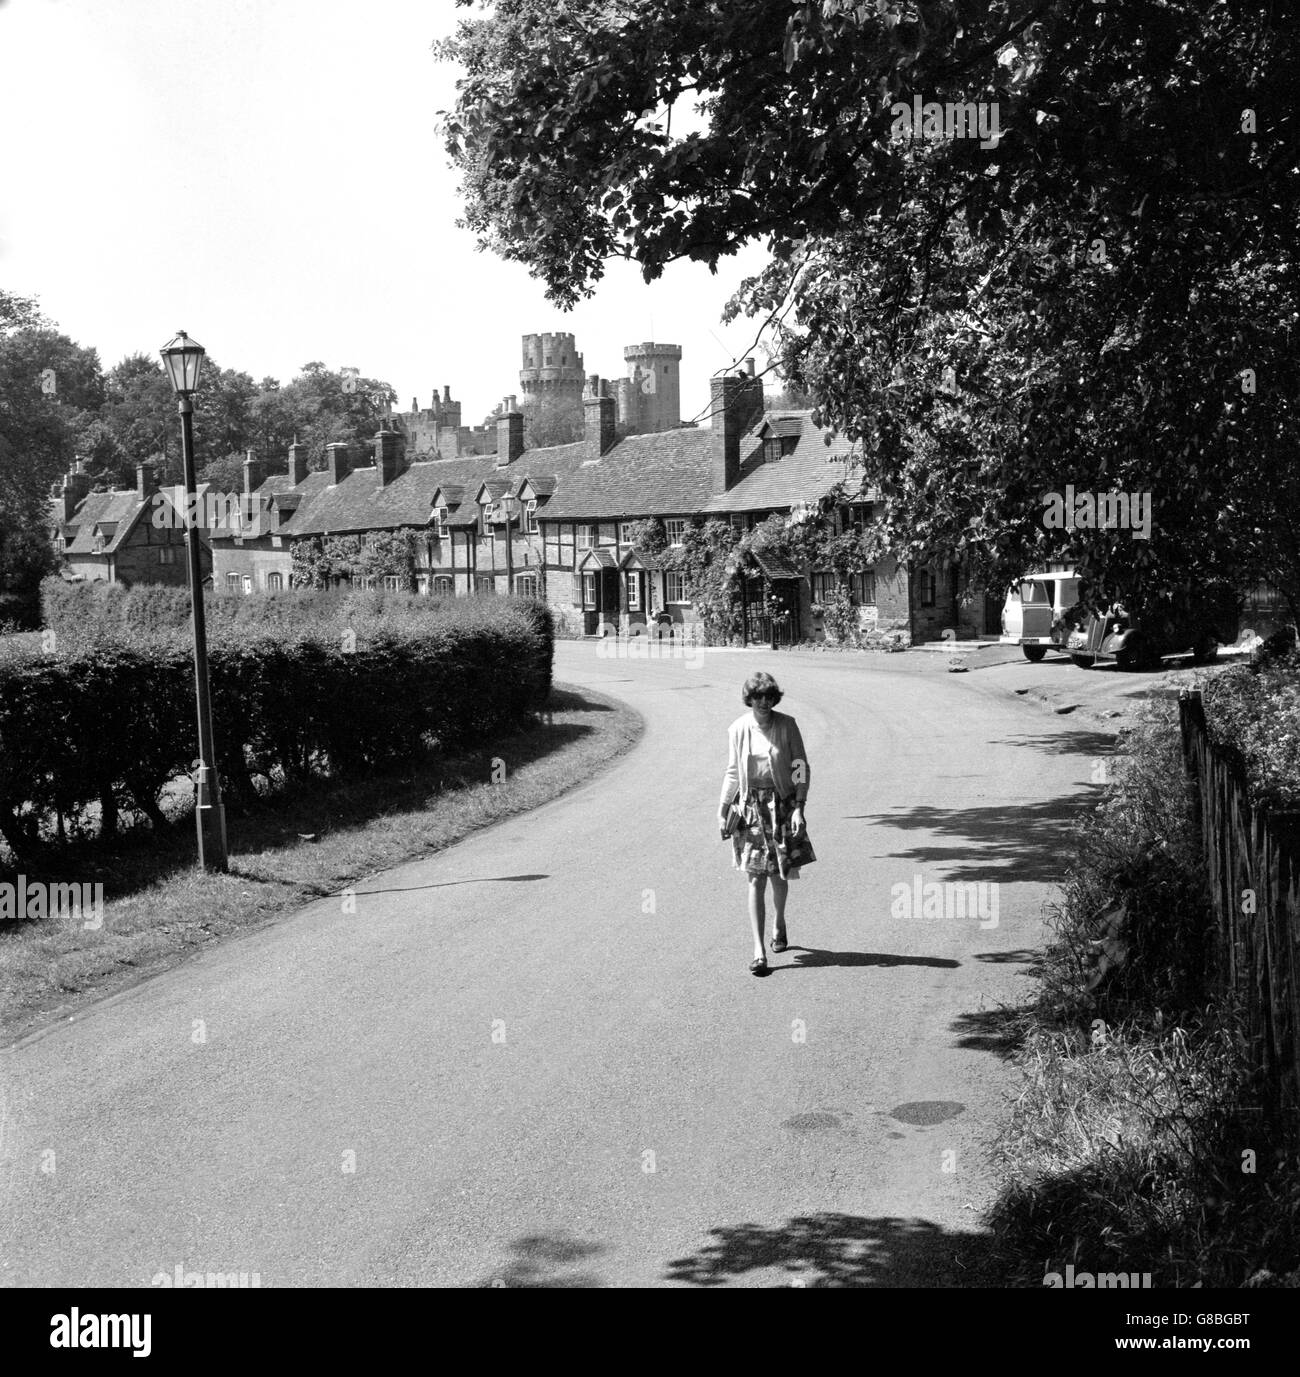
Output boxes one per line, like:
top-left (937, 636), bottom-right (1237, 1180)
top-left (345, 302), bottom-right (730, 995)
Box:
top-left (1000, 571), bottom-right (1080, 661)
top-left (1065, 587), bottom-right (1240, 670)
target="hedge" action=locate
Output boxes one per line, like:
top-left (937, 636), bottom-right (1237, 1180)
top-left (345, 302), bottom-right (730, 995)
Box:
top-left (1200, 648), bottom-right (1300, 812)
top-left (1, 590), bottom-right (554, 864)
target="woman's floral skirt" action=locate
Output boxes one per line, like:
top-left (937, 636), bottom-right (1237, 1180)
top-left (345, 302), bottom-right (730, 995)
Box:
top-left (731, 788), bottom-right (815, 880)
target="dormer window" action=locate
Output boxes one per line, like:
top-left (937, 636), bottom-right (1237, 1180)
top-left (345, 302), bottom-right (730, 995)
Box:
top-left (526, 499), bottom-right (538, 534)
top-left (763, 435), bottom-right (798, 463)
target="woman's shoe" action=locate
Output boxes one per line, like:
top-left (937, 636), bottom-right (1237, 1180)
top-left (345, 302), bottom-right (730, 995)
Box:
top-left (770, 932), bottom-right (788, 953)
top-left (749, 957), bottom-right (768, 975)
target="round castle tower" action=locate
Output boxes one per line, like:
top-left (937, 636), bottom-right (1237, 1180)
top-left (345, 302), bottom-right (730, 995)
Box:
top-left (619, 341), bottom-right (682, 433)
top-left (519, 332), bottom-right (586, 401)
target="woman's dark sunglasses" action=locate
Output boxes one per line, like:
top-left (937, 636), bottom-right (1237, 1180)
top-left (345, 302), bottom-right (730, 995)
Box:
top-left (752, 691), bottom-right (777, 701)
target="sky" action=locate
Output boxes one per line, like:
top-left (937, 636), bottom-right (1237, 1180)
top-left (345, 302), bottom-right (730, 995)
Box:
top-left (0, 0), bottom-right (772, 427)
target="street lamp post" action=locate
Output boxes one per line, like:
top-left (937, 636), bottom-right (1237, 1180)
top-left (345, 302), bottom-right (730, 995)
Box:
top-left (160, 330), bottom-right (228, 871)
top-left (501, 491), bottom-right (515, 594)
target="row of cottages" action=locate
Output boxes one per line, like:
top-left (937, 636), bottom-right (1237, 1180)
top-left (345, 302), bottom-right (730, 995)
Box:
top-left (209, 371), bottom-right (997, 643)
top-left (53, 459), bottom-right (217, 585)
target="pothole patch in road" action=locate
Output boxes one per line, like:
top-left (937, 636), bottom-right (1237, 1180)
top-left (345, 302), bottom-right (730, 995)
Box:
top-left (888, 1100), bottom-right (966, 1126)
top-left (781, 1111), bottom-right (843, 1133)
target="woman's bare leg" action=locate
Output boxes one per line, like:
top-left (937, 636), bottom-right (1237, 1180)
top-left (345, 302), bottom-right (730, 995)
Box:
top-left (748, 875), bottom-right (768, 960)
top-left (770, 876), bottom-right (789, 943)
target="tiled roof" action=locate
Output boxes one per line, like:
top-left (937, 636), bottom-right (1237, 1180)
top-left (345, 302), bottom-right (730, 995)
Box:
top-left (701, 412), bottom-right (858, 514)
top-left (64, 491), bottom-right (156, 555)
top-left (539, 428), bottom-right (718, 520)
top-left (282, 446), bottom-right (591, 539)
top-left (576, 547), bottom-right (619, 569)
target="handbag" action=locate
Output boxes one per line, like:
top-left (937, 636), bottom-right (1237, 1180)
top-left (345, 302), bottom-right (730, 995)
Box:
top-left (720, 791), bottom-right (743, 839)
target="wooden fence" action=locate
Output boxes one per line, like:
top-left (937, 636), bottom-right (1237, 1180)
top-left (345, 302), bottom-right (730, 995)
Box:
top-left (1179, 689), bottom-right (1300, 1113)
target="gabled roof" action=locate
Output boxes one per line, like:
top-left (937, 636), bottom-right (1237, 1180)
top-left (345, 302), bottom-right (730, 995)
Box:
top-left (63, 489), bottom-right (163, 555)
top-left (539, 428), bottom-right (718, 521)
top-left (701, 411), bottom-right (858, 514)
top-left (281, 444), bottom-right (591, 539)
top-left (576, 547), bottom-right (619, 570)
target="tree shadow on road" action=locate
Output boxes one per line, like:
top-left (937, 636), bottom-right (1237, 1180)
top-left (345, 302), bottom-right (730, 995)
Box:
top-left (849, 795), bottom-right (1092, 885)
top-left (986, 729), bottom-right (1120, 758)
top-left (663, 1213), bottom-right (995, 1287)
top-left (474, 1231), bottom-right (607, 1288)
top-left (771, 947), bottom-right (959, 972)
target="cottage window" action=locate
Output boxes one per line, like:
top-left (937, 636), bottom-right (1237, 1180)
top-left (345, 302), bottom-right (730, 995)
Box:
top-left (583, 523), bottom-right (600, 548)
top-left (266, 572), bottom-right (283, 592)
top-left (812, 572), bottom-right (836, 604)
top-left (619, 521), bottom-right (635, 545)
top-left (526, 499), bottom-right (539, 534)
top-left (665, 519), bottom-right (685, 546)
top-left (918, 569), bottom-right (936, 606)
top-left (626, 572), bottom-right (641, 611)
top-left (384, 575), bottom-right (401, 592)
top-left (851, 570), bottom-right (876, 604)
top-left (515, 573), bottom-right (538, 598)
top-left (434, 576), bottom-right (454, 596)
top-left (665, 571), bottom-right (689, 603)
top-left (476, 575), bottom-right (496, 595)
top-left (226, 573), bottom-right (240, 591)
top-left (158, 546), bottom-right (176, 565)
top-left (582, 572), bottom-right (597, 608)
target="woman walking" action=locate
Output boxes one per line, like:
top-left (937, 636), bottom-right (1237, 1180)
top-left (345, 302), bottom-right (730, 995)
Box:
top-left (718, 671), bottom-right (813, 975)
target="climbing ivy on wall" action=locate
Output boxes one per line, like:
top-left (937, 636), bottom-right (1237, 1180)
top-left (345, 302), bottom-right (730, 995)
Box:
top-left (290, 531), bottom-right (419, 590)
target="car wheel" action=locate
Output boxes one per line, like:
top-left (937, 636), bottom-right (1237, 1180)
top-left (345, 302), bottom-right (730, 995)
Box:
top-left (1116, 634), bottom-right (1153, 672)
top-left (1022, 645), bottom-right (1048, 662)
top-left (1071, 653), bottom-right (1096, 669)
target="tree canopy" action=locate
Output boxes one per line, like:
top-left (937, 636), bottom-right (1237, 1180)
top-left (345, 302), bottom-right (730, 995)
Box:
top-left (441, 0), bottom-right (1300, 616)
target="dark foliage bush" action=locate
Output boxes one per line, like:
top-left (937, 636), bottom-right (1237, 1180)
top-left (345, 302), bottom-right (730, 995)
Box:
top-left (1200, 650), bottom-right (1300, 812)
top-left (2, 588), bottom-right (554, 864)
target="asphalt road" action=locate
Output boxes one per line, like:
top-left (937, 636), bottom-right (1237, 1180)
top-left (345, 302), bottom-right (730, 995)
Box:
top-left (0, 643), bottom-right (1104, 1288)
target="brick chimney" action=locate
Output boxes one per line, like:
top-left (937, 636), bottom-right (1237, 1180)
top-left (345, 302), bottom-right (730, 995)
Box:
top-left (710, 375), bottom-right (753, 494)
top-left (136, 461), bottom-right (160, 501)
top-left (61, 459), bottom-right (91, 522)
top-left (496, 402), bottom-right (524, 468)
top-left (288, 437), bottom-right (308, 486)
top-left (242, 448), bottom-right (265, 495)
top-left (443, 385), bottom-right (452, 403)
top-left (327, 442), bottom-right (352, 485)
top-left (374, 427), bottom-right (400, 487)
top-left (584, 377), bottom-right (617, 459)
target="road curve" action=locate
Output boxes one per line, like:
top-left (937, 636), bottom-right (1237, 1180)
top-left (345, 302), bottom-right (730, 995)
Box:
top-left (0, 643), bottom-right (1102, 1288)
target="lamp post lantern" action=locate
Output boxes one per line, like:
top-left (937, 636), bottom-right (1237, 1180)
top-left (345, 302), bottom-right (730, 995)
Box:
top-left (160, 330), bottom-right (228, 871)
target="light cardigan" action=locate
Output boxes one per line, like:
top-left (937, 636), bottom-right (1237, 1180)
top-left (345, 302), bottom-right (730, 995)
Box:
top-left (718, 710), bottom-right (811, 810)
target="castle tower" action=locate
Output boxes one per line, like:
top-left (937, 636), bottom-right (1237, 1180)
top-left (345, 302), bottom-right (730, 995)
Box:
top-left (519, 332), bottom-right (586, 403)
top-left (621, 341), bottom-right (682, 433)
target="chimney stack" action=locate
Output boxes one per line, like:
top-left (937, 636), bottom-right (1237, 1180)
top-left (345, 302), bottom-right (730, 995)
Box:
top-left (744, 357), bottom-right (756, 376)
top-left (326, 442), bottom-right (352, 485)
top-left (288, 437), bottom-right (308, 486)
top-left (242, 448), bottom-right (265, 496)
top-left (710, 375), bottom-right (751, 494)
top-left (374, 427), bottom-right (400, 487)
top-left (136, 461), bottom-right (160, 502)
top-left (61, 458), bottom-right (91, 522)
top-left (495, 406), bottom-right (525, 468)
top-left (584, 377), bottom-right (617, 459)
top-left (444, 385), bottom-right (452, 403)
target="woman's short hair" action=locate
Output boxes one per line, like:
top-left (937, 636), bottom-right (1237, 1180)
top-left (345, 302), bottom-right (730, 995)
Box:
top-left (742, 672), bottom-right (783, 706)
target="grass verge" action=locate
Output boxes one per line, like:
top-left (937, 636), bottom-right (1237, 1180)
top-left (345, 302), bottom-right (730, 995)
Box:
top-left (0, 682), bottom-right (641, 1045)
top-left (985, 702), bottom-right (1300, 1288)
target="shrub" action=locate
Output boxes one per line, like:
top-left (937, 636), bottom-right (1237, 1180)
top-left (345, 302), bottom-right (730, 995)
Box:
top-left (1200, 651), bottom-right (1300, 812)
top-left (2, 591), bottom-right (554, 866)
